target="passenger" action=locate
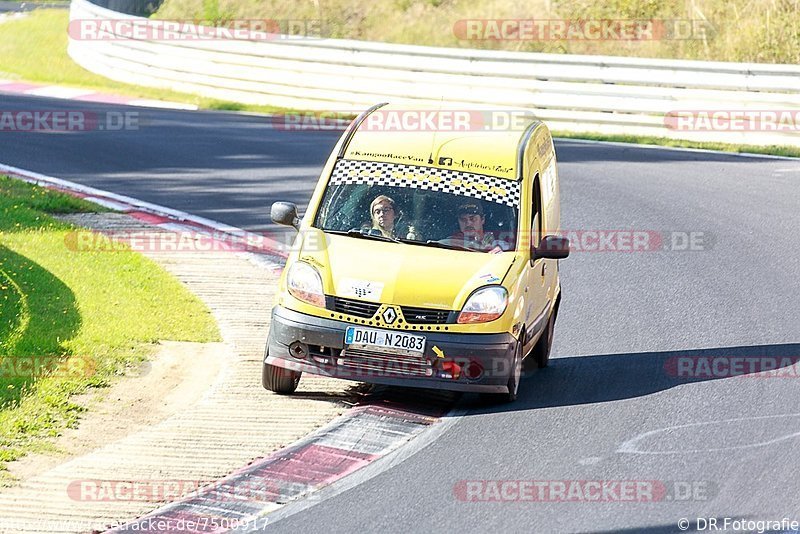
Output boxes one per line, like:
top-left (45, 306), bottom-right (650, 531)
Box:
top-left (450, 202), bottom-right (511, 252)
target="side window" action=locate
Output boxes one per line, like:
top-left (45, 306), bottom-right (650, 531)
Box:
top-left (531, 175), bottom-right (542, 249)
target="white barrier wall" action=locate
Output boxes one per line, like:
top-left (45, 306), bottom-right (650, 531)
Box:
top-left (67, 0), bottom-right (800, 146)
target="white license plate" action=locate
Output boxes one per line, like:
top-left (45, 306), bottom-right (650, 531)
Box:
top-left (344, 326), bottom-right (426, 355)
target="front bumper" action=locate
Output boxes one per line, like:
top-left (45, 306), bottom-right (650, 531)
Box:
top-left (265, 305), bottom-right (517, 393)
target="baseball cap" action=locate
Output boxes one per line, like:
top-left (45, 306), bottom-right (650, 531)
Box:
top-left (457, 202), bottom-right (484, 216)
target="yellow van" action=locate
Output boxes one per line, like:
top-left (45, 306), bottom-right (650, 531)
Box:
top-left (263, 103), bottom-right (569, 402)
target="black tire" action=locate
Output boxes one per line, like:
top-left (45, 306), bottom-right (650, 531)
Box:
top-left (262, 348), bottom-right (302, 394)
top-left (531, 309), bottom-right (556, 369)
top-left (481, 339), bottom-right (522, 404)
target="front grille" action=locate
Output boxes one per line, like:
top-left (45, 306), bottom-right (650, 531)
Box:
top-left (329, 297), bottom-right (380, 318)
top-left (328, 298), bottom-right (452, 324)
top-left (338, 348), bottom-right (433, 378)
top-left (400, 306), bottom-right (452, 324)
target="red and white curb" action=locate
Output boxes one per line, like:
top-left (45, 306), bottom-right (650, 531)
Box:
top-left (0, 79), bottom-right (198, 110)
top-left (109, 388), bottom-right (457, 533)
top-left (0, 162), bottom-right (289, 268)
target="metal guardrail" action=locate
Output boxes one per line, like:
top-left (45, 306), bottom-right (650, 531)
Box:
top-left (67, 0), bottom-right (800, 146)
top-left (84, 0), bottom-right (162, 16)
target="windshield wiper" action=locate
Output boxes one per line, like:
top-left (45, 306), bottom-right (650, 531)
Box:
top-left (326, 231), bottom-right (474, 251)
top-left (325, 229), bottom-right (401, 243)
top-left (419, 240), bottom-right (475, 252)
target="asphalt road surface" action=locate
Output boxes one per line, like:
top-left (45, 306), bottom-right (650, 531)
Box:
top-left (0, 2), bottom-right (67, 12)
top-left (2, 93), bottom-right (800, 533)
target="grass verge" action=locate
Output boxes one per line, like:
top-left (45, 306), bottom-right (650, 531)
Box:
top-left (159, 0), bottom-right (800, 64)
top-left (0, 176), bottom-right (220, 483)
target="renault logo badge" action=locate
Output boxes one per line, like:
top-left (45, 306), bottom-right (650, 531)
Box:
top-left (382, 307), bottom-right (397, 324)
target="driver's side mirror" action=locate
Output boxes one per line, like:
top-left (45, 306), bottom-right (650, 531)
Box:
top-left (271, 201), bottom-right (300, 230)
top-left (532, 235), bottom-right (570, 260)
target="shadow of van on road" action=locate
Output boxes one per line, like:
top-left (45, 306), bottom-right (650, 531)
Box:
top-left (462, 342), bottom-right (800, 414)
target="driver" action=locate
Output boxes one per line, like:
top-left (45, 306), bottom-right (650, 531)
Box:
top-left (368, 195), bottom-right (398, 238)
top-left (450, 202), bottom-right (511, 252)
top-left (362, 194), bottom-right (423, 240)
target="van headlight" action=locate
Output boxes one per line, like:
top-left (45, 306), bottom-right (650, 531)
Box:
top-left (287, 262), bottom-right (325, 308)
top-left (457, 286), bottom-right (508, 324)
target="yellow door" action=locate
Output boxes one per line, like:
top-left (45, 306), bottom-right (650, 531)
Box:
top-left (523, 172), bottom-right (550, 354)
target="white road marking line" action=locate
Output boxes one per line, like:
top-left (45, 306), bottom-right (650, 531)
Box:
top-left (617, 413), bottom-right (800, 454)
top-left (81, 196), bottom-right (132, 211)
top-left (557, 137), bottom-right (800, 161)
top-left (128, 99), bottom-right (199, 111)
top-left (26, 86), bottom-right (96, 99)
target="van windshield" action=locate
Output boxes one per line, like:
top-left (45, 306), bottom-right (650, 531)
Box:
top-left (313, 159), bottom-right (520, 253)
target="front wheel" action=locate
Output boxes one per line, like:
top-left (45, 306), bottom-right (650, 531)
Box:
top-left (531, 310), bottom-right (556, 369)
top-left (262, 348), bottom-right (302, 394)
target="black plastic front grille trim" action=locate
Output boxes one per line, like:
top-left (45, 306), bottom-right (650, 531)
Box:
top-left (327, 296), bottom-right (380, 319)
top-left (400, 306), bottom-right (452, 324)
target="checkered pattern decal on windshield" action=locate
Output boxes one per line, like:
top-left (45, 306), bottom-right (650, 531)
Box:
top-left (330, 159), bottom-right (521, 208)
